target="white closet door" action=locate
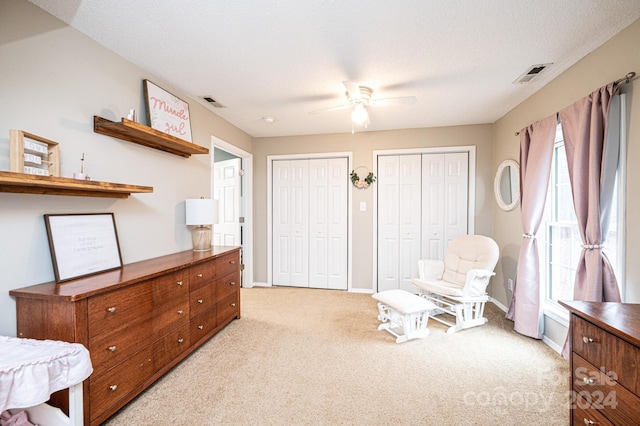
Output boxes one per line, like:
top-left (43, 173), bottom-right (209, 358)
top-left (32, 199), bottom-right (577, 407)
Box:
top-left (398, 155), bottom-right (422, 291)
top-left (421, 154), bottom-right (445, 260)
top-left (421, 152), bottom-right (468, 260)
top-left (309, 158), bottom-right (348, 289)
top-left (377, 156), bottom-right (400, 292)
top-left (272, 160), bottom-right (309, 287)
top-left (377, 155), bottom-right (422, 292)
top-left (443, 152), bottom-right (469, 247)
top-left (272, 160), bottom-right (293, 286)
top-left (273, 157), bottom-right (347, 289)
top-left (213, 158), bottom-right (241, 246)
top-left (289, 160), bottom-right (309, 287)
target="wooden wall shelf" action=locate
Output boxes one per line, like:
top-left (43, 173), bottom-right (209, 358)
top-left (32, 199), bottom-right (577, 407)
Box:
top-left (0, 171), bottom-right (153, 198)
top-left (93, 116), bottom-right (209, 158)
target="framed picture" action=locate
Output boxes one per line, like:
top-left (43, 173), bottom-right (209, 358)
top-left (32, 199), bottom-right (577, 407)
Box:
top-left (44, 213), bottom-right (123, 282)
top-left (143, 79), bottom-right (193, 142)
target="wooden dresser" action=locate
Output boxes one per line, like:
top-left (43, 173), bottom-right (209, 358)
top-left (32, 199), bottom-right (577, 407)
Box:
top-left (560, 301), bottom-right (640, 426)
top-left (9, 246), bottom-right (241, 426)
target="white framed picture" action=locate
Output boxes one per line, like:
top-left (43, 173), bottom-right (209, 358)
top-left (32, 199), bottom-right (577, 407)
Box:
top-left (44, 213), bottom-right (123, 282)
top-left (143, 79), bottom-right (193, 142)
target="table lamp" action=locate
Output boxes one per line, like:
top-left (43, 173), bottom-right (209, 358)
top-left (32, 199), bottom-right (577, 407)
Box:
top-left (185, 198), bottom-right (218, 251)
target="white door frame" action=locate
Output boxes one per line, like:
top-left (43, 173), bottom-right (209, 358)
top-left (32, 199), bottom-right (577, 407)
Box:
top-left (373, 146), bottom-right (476, 292)
top-left (267, 152), bottom-right (353, 290)
top-left (211, 136), bottom-right (253, 288)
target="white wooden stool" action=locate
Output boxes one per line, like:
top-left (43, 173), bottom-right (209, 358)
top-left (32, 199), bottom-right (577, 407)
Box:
top-left (372, 289), bottom-right (437, 343)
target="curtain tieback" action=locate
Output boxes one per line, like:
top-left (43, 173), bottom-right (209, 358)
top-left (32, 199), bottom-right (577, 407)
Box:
top-left (523, 233), bottom-right (535, 239)
top-left (581, 243), bottom-right (603, 250)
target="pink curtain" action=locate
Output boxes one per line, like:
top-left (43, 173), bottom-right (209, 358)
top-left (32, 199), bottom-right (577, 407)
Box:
top-left (506, 115), bottom-right (557, 338)
top-left (559, 84), bottom-right (622, 357)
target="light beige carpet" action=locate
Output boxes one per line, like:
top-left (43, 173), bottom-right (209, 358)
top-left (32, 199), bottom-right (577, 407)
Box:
top-left (105, 287), bottom-right (569, 425)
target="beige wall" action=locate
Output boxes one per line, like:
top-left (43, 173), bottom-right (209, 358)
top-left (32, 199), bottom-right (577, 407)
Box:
top-left (0, 0), bottom-right (252, 336)
top-left (492, 18), bottom-right (640, 344)
top-left (254, 125), bottom-right (494, 291)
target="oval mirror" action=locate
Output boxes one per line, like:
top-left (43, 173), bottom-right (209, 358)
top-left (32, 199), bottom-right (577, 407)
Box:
top-left (494, 159), bottom-right (520, 211)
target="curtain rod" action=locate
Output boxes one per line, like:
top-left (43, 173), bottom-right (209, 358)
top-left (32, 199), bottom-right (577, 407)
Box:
top-left (514, 71), bottom-right (636, 136)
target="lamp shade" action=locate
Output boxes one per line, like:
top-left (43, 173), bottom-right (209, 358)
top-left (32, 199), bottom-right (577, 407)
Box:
top-left (185, 198), bottom-right (217, 225)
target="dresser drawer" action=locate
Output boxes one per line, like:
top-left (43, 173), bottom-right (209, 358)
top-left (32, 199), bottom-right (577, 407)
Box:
top-left (572, 397), bottom-right (613, 426)
top-left (190, 285), bottom-right (215, 317)
top-left (153, 294), bottom-right (189, 339)
top-left (152, 270), bottom-right (189, 306)
top-left (572, 316), bottom-right (606, 368)
top-left (216, 292), bottom-right (239, 325)
top-left (89, 346), bottom-right (154, 422)
top-left (215, 249), bottom-right (240, 279)
top-left (215, 270), bottom-right (240, 300)
top-left (190, 309), bottom-right (217, 344)
top-left (189, 261), bottom-right (215, 291)
top-left (572, 353), bottom-right (640, 425)
top-left (154, 323), bottom-right (190, 370)
top-left (88, 281), bottom-right (153, 338)
top-left (89, 319), bottom-right (153, 374)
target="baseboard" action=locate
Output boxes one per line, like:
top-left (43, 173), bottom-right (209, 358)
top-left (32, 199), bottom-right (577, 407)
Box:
top-left (246, 282), bottom-right (271, 288)
top-left (542, 335), bottom-right (563, 354)
top-left (489, 297), bottom-right (508, 312)
top-left (349, 288), bottom-right (375, 294)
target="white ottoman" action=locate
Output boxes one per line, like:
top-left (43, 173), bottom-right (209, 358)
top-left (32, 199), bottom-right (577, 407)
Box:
top-left (372, 289), bottom-right (437, 343)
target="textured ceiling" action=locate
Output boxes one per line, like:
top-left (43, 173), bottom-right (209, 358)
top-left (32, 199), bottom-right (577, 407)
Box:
top-left (28, 0), bottom-right (640, 138)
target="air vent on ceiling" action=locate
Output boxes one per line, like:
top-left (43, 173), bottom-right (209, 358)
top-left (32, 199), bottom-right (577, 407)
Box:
top-left (203, 96), bottom-right (226, 108)
top-left (513, 63), bottom-right (552, 84)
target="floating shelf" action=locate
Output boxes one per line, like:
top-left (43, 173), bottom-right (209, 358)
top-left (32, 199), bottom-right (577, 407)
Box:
top-left (0, 171), bottom-right (153, 199)
top-left (93, 116), bottom-right (209, 158)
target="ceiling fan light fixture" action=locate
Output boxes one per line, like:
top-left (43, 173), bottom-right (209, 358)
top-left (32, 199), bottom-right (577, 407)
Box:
top-left (351, 104), bottom-right (369, 125)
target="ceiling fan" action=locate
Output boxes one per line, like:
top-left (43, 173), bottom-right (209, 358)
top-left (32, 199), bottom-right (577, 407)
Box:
top-left (309, 81), bottom-right (417, 131)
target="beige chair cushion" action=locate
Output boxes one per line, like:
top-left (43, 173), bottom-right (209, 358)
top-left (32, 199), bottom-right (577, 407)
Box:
top-left (441, 235), bottom-right (499, 286)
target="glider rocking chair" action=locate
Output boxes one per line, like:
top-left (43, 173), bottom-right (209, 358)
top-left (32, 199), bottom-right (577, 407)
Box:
top-left (412, 234), bottom-right (499, 334)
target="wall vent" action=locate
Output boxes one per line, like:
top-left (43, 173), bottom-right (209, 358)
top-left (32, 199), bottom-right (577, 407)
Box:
top-left (203, 96), bottom-right (226, 108)
top-left (513, 63), bottom-right (552, 84)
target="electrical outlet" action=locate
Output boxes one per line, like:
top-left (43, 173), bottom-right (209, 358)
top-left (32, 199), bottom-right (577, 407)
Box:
top-left (508, 278), bottom-right (514, 291)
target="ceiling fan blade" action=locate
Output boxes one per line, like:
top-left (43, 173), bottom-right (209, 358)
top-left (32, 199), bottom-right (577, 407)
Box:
top-left (343, 81), bottom-right (362, 101)
top-left (308, 103), bottom-right (352, 115)
top-left (370, 96), bottom-right (417, 107)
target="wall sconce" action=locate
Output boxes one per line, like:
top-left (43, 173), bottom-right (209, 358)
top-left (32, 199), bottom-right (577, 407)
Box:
top-left (185, 198), bottom-right (218, 251)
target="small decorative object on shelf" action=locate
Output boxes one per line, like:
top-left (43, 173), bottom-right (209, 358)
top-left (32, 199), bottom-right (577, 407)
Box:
top-left (350, 166), bottom-right (376, 189)
top-left (73, 152), bottom-right (90, 180)
top-left (9, 130), bottom-right (60, 177)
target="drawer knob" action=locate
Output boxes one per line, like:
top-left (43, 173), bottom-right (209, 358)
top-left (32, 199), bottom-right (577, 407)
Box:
top-left (198, 299), bottom-right (204, 304)
top-left (583, 377), bottom-right (595, 385)
top-left (178, 338), bottom-right (184, 343)
top-left (231, 281), bottom-right (236, 286)
top-left (230, 260), bottom-right (236, 264)
top-left (231, 303), bottom-right (236, 307)
top-left (197, 273), bottom-right (203, 278)
top-left (198, 325), bottom-right (204, 330)
top-left (109, 385), bottom-right (118, 391)
top-left (582, 336), bottom-right (594, 344)
top-left (177, 281), bottom-right (183, 286)
top-left (108, 346), bottom-right (117, 352)
top-left (107, 307), bottom-right (116, 313)
top-left (583, 419), bottom-right (596, 425)
top-left (177, 310), bottom-right (184, 315)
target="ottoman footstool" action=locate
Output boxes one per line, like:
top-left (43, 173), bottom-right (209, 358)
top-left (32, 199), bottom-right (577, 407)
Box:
top-left (372, 289), bottom-right (437, 343)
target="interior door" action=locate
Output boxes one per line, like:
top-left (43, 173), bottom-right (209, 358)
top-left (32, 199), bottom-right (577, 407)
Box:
top-left (309, 158), bottom-right (348, 290)
top-left (213, 158), bottom-right (241, 246)
top-left (272, 160), bottom-right (309, 287)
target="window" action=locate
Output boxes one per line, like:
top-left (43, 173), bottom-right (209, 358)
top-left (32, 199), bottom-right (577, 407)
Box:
top-left (541, 119), bottom-right (625, 320)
